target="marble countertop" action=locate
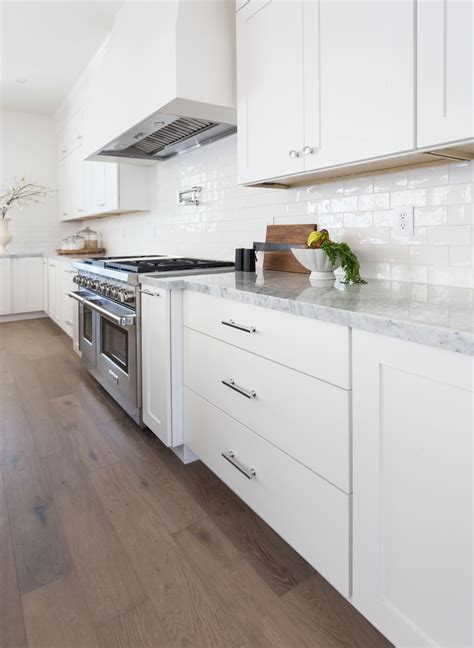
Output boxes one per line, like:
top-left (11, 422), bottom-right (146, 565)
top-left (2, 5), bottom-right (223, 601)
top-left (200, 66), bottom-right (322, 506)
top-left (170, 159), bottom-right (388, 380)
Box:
top-left (141, 270), bottom-right (474, 356)
top-left (1, 252), bottom-right (45, 258)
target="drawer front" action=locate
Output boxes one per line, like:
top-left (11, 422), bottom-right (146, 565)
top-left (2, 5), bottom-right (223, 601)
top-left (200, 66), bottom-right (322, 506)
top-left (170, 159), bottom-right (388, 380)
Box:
top-left (184, 327), bottom-right (350, 492)
top-left (183, 291), bottom-right (350, 388)
top-left (184, 387), bottom-right (351, 597)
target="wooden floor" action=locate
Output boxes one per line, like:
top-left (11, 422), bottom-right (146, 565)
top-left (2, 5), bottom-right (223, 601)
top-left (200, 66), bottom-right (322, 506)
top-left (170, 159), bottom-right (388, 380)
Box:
top-left (0, 317), bottom-right (393, 648)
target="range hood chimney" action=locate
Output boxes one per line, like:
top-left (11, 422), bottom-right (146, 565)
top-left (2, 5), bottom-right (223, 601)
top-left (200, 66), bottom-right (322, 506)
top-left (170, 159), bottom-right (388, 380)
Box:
top-left (83, 0), bottom-right (236, 164)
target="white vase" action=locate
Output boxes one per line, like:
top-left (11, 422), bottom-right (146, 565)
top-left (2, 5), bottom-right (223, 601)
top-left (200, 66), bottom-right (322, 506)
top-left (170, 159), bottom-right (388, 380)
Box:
top-left (291, 247), bottom-right (341, 284)
top-left (0, 218), bottom-right (13, 255)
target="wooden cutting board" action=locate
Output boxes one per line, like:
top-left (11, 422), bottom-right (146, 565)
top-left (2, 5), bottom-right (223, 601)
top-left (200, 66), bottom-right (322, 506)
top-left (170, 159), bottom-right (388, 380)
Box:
top-left (262, 224), bottom-right (317, 273)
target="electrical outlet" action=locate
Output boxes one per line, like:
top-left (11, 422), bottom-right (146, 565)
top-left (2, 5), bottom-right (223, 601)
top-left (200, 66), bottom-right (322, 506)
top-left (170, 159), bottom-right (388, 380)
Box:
top-left (392, 206), bottom-right (414, 237)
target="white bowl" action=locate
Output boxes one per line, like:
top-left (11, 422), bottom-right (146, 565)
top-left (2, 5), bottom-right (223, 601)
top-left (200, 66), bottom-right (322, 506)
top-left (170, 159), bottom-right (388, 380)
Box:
top-left (291, 247), bottom-right (341, 281)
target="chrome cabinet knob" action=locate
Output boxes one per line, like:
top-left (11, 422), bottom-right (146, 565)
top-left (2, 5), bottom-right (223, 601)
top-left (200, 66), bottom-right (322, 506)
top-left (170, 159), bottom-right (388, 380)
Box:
top-left (288, 149), bottom-right (300, 158)
top-left (302, 146), bottom-right (314, 155)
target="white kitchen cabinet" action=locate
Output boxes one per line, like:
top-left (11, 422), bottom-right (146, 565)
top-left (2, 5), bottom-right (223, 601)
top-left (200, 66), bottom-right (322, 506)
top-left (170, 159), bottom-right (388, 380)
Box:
top-left (11, 257), bottom-right (44, 313)
top-left (47, 259), bottom-right (61, 325)
top-left (417, 0), bottom-right (473, 148)
top-left (0, 258), bottom-right (12, 315)
top-left (352, 330), bottom-right (472, 648)
top-left (237, 0), bottom-right (306, 182)
top-left (60, 158), bottom-right (151, 221)
top-left (59, 261), bottom-right (76, 336)
top-left (58, 110), bottom-right (83, 160)
top-left (237, 0), bottom-right (415, 184)
top-left (42, 257), bottom-right (48, 314)
top-left (141, 286), bottom-right (173, 446)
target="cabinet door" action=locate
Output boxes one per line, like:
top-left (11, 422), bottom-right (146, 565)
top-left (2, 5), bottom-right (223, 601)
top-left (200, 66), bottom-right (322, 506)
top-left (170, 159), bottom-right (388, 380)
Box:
top-left (12, 257), bottom-right (44, 313)
top-left (417, 0), bottom-right (473, 147)
top-left (47, 260), bottom-right (60, 324)
top-left (352, 330), bottom-right (472, 648)
top-left (0, 258), bottom-right (12, 315)
top-left (141, 288), bottom-right (172, 446)
top-left (59, 261), bottom-right (76, 337)
top-left (104, 163), bottom-right (119, 212)
top-left (305, 0), bottom-right (415, 171)
top-left (92, 161), bottom-right (106, 213)
top-left (237, 0), bottom-right (305, 183)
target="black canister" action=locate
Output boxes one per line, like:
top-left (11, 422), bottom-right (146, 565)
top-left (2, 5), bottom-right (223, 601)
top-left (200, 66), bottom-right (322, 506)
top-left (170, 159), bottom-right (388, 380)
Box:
top-left (234, 248), bottom-right (244, 271)
top-left (242, 248), bottom-right (256, 272)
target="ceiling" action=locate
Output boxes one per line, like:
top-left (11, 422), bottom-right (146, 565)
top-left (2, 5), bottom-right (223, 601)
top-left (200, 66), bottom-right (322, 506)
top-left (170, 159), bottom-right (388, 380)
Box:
top-left (0, 0), bottom-right (122, 115)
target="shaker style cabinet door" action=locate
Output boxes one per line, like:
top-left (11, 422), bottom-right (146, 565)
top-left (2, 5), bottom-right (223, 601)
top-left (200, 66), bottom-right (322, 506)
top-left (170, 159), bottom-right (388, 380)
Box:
top-left (237, 0), bottom-right (306, 183)
top-left (352, 330), bottom-right (472, 648)
top-left (11, 257), bottom-right (44, 313)
top-left (0, 258), bottom-right (12, 315)
top-left (417, 0), bottom-right (473, 148)
top-left (304, 0), bottom-right (415, 172)
top-left (141, 288), bottom-right (172, 446)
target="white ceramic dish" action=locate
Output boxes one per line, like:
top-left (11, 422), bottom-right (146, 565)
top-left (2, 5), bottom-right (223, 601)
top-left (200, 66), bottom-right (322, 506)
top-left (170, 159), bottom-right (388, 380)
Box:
top-left (291, 247), bottom-right (341, 283)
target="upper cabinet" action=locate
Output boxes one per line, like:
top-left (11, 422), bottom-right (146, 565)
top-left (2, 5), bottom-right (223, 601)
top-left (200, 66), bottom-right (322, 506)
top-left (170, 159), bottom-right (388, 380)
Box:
top-left (58, 110), bottom-right (83, 160)
top-left (417, 0), bottom-right (473, 148)
top-left (237, 0), bottom-right (473, 186)
top-left (238, 0), bottom-right (415, 184)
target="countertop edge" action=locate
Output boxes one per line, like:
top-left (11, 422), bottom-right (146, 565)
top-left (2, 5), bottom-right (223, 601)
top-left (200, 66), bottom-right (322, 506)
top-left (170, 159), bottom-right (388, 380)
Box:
top-left (139, 275), bottom-right (474, 357)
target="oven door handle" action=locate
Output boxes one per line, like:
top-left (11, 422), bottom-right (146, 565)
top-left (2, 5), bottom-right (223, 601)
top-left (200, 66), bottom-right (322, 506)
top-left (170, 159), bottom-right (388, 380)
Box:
top-left (69, 291), bottom-right (136, 327)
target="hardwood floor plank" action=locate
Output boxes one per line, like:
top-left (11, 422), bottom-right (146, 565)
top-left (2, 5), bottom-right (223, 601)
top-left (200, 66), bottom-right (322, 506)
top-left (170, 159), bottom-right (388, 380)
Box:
top-left (31, 356), bottom-right (76, 399)
top-left (98, 417), bottom-right (206, 534)
top-left (96, 599), bottom-right (171, 648)
top-left (22, 572), bottom-right (100, 648)
top-left (151, 445), bottom-right (314, 596)
top-left (41, 452), bottom-right (147, 624)
top-left (280, 574), bottom-right (394, 648)
top-left (0, 470), bottom-right (27, 648)
top-left (175, 517), bottom-right (315, 648)
top-left (0, 383), bottom-right (37, 465)
top-left (3, 452), bottom-right (73, 595)
top-left (20, 391), bottom-right (72, 459)
top-left (91, 462), bottom-right (243, 648)
top-left (64, 372), bottom-right (125, 425)
top-left (50, 394), bottom-right (118, 471)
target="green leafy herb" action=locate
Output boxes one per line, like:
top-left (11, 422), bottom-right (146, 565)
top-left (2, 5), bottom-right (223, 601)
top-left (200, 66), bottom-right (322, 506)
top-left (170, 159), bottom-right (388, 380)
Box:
top-left (321, 241), bottom-right (366, 284)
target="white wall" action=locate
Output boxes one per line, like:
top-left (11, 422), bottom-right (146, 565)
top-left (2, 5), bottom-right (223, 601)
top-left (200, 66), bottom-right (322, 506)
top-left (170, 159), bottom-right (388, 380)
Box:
top-left (87, 135), bottom-right (473, 288)
top-left (0, 109), bottom-right (76, 253)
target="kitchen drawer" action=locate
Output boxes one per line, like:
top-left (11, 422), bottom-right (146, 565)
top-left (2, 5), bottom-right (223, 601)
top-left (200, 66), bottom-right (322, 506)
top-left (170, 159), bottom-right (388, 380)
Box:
top-left (183, 291), bottom-right (350, 388)
top-left (184, 327), bottom-right (350, 492)
top-left (184, 387), bottom-right (351, 597)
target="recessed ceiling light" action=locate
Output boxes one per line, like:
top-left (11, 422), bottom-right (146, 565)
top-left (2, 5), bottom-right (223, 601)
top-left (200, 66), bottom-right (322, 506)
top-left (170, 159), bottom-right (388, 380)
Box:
top-left (14, 77), bottom-right (30, 85)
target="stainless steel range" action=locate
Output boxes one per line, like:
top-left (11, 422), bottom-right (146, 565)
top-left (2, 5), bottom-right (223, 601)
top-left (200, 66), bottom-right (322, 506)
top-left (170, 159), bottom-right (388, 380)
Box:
top-left (69, 256), bottom-right (234, 424)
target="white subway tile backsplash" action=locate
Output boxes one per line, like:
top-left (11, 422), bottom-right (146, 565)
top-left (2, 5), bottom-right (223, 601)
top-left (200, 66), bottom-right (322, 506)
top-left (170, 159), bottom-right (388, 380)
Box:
top-left (358, 192), bottom-right (390, 210)
top-left (414, 206), bottom-right (447, 226)
top-left (82, 136), bottom-right (471, 289)
top-left (408, 164), bottom-right (448, 188)
top-left (449, 162), bottom-right (474, 185)
top-left (427, 183), bottom-right (472, 205)
top-left (373, 169), bottom-right (408, 193)
top-left (427, 225), bottom-right (472, 246)
top-left (390, 188), bottom-right (427, 207)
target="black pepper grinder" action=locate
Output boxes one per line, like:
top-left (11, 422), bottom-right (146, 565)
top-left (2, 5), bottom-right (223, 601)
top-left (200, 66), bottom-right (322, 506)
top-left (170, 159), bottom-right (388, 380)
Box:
top-left (234, 248), bottom-right (244, 271)
top-left (242, 248), bottom-right (256, 272)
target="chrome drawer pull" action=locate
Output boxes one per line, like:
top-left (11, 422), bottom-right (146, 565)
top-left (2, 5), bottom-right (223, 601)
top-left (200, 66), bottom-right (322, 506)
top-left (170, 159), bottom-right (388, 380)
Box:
top-left (221, 319), bottom-right (256, 333)
top-left (222, 378), bottom-right (256, 399)
top-left (139, 289), bottom-right (160, 297)
top-left (221, 450), bottom-right (256, 480)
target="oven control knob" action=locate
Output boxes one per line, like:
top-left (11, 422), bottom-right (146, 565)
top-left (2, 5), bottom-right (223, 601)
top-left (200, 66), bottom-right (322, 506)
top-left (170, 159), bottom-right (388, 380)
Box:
top-left (100, 283), bottom-right (109, 295)
top-left (110, 286), bottom-right (120, 299)
top-left (118, 289), bottom-right (134, 304)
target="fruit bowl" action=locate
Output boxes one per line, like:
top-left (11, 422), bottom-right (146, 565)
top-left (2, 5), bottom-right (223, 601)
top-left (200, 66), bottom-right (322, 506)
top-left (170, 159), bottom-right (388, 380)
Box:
top-left (291, 248), bottom-right (341, 282)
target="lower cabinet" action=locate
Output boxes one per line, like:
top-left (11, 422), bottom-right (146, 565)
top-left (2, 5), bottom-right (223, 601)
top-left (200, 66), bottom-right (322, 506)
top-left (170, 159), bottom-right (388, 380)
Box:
top-left (141, 286), bottom-right (173, 447)
top-left (352, 330), bottom-right (473, 647)
top-left (46, 257), bottom-right (77, 338)
top-left (0, 258), bottom-right (12, 315)
top-left (184, 387), bottom-right (351, 597)
top-left (0, 256), bottom-right (44, 317)
top-left (12, 257), bottom-right (44, 313)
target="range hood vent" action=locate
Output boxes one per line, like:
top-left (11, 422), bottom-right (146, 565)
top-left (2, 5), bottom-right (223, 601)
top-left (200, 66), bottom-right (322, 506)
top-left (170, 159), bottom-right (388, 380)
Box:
top-left (134, 117), bottom-right (215, 155)
top-left (99, 112), bottom-right (236, 162)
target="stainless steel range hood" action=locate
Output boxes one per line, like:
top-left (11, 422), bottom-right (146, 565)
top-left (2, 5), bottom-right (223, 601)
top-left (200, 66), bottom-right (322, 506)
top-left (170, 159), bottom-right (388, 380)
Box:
top-left (84, 0), bottom-right (236, 165)
top-left (98, 113), bottom-right (236, 162)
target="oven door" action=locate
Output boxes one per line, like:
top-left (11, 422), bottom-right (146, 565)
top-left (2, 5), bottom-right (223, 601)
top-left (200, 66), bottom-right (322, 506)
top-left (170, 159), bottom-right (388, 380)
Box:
top-left (96, 306), bottom-right (137, 406)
